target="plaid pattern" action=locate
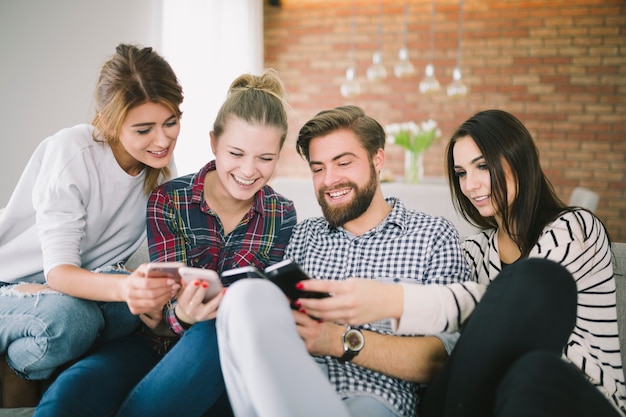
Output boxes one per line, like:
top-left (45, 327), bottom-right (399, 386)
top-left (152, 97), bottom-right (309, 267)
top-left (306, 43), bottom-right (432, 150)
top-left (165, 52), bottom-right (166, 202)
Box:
top-left (286, 198), bottom-right (470, 417)
top-left (147, 160), bottom-right (296, 337)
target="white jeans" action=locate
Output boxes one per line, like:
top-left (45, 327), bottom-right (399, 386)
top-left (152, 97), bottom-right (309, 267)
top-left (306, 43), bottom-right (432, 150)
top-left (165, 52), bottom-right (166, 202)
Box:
top-left (216, 279), bottom-right (398, 417)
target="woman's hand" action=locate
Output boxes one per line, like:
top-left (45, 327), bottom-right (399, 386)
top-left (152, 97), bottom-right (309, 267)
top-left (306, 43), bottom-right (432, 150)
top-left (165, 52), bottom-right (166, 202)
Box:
top-left (173, 279), bottom-right (225, 327)
top-left (122, 264), bottom-right (180, 315)
top-left (140, 309), bottom-right (175, 336)
top-left (293, 278), bottom-right (403, 326)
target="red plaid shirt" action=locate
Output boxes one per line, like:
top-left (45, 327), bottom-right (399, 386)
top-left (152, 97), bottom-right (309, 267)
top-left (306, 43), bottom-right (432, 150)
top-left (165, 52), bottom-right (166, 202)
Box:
top-left (147, 160), bottom-right (296, 340)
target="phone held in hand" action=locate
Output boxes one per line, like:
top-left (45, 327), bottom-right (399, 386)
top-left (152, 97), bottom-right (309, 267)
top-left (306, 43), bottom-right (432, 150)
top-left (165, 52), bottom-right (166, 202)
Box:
top-left (178, 267), bottom-right (223, 302)
top-left (264, 259), bottom-right (331, 301)
top-left (220, 266), bottom-right (266, 287)
top-left (145, 262), bottom-right (185, 283)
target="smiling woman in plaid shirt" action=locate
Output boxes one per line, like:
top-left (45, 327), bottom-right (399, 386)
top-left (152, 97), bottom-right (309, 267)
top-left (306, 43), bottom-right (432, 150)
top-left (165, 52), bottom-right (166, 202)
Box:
top-left (36, 69), bottom-right (296, 417)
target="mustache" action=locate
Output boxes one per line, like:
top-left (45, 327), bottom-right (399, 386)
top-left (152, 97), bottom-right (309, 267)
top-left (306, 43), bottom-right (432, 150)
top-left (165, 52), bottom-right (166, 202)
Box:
top-left (318, 181), bottom-right (358, 195)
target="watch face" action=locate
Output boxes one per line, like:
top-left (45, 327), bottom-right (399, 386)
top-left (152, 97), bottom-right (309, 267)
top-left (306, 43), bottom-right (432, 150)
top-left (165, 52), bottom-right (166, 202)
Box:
top-left (345, 328), bottom-right (364, 351)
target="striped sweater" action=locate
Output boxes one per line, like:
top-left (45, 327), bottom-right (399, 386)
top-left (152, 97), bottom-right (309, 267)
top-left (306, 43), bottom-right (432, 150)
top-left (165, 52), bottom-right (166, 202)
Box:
top-left (395, 209), bottom-right (626, 413)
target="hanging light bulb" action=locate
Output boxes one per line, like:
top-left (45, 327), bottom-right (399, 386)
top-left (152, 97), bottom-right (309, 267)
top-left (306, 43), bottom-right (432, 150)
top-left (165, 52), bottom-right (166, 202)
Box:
top-left (419, 63), bottom-right (440, 93)
top-left (341, 66), bottom-right (362, 98)
top-left (447, 0), bottom-right (468, 98)
top-left (367, 51), bottom-right (387, 82)
top-left (447, 67), bottom-right (467, 98)
top-left (420, 0), bottom-right (440, 94)
top-left (340, 0), bottom-right (361, 98)
top-left (394, 2), bottom-right (415, 78)
top-left (367, 0), bottom-right (387, 82)
top-left (395, 47), bottom-right (415, 78)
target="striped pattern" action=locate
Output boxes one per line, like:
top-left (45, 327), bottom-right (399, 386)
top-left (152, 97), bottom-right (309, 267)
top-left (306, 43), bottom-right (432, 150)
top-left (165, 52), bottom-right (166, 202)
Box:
top-left (463, 209), bottom-right (626, 413)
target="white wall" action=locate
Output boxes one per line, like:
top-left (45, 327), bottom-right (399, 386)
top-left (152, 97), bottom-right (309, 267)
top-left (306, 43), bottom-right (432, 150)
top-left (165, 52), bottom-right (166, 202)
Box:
top-left (0, 0), bottom-right (263, 206)
top-left (0, 0), bottom-right (163, 207)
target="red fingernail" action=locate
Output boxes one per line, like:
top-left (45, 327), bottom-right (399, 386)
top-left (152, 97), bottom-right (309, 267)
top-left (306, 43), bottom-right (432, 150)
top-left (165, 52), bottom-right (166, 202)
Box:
top-left (293, 300), bottom-right (302, 307)
top-left (194, 280), bottom-right (200, 286)
top-left (202, 282), bottom-right (208, 288)
top-left (295, 282), bottom-right (304, 289)
top-left (299, 308), bottom-right (306, 314)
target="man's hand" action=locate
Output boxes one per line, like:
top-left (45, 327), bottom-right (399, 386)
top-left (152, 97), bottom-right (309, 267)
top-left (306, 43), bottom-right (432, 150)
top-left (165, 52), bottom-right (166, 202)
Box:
top-left (293, 309), bottom-right (344, 358)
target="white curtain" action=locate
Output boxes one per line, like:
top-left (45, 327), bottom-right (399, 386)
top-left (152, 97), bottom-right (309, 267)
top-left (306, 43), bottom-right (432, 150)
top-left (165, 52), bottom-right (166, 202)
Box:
top-left (161, 0), bottom-right (263, 176)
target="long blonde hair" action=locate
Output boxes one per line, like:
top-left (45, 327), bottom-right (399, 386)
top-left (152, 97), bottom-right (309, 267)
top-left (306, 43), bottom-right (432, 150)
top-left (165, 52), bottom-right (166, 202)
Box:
top-left (92, 44), bottom-right (184, 194)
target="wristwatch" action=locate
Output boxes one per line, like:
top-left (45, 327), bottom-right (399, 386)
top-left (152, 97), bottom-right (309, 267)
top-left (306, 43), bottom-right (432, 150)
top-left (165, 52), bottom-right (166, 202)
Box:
top-left (338, 325), bottom-right (364, 363)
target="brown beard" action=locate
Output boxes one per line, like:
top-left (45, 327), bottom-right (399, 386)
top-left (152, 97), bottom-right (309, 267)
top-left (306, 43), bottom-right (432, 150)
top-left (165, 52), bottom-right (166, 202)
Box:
top-left (317, 162), bottom-right (378, 228)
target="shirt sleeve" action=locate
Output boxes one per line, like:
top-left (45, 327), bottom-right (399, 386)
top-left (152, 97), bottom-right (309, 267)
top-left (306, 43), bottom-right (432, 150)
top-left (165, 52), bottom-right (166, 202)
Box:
top-left (34, 138), bottom-right (92, 276)
top-left (421, 217), bottom-right (472, 285)
top-left (164, 299), bottom-right (187, 336)
top-left (392, 281), bottom-right (487, 334)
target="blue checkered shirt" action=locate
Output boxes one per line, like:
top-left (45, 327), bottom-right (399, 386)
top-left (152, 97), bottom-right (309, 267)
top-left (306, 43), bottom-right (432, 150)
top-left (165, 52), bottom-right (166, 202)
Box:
top-left (285, 198), bottom-right (470, 417)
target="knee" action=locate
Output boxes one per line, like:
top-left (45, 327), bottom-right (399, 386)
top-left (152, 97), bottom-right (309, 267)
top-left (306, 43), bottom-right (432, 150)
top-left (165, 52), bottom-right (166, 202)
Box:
top-left (218, 279), bottom-right (290, 337)
top-left (496, 258), bottom-right (576, 303)
top-left (221, 279), bottom-right (287, 318)
top-left (30, 296), bottom-right (104, 361)
top-left (487, 258), bottom-right (577, 326)
top-left (44, 296), bottom-right (104, 341)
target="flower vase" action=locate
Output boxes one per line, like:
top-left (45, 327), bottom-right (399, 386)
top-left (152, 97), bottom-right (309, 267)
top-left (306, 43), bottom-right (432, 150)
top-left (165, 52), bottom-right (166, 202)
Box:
top-left (404, 150), bottom-right (424, 184)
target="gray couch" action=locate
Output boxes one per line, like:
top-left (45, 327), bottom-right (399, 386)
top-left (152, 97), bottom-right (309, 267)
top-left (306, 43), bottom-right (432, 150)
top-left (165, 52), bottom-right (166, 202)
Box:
top-left (1, 242), bottom-right (625, 416)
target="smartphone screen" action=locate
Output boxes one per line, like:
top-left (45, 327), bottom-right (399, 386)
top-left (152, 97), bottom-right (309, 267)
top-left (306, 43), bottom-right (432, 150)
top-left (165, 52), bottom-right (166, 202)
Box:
top-left (264, 259), bottom-right (330, 300)
top-left (220, 266), bottom-right (266, 287)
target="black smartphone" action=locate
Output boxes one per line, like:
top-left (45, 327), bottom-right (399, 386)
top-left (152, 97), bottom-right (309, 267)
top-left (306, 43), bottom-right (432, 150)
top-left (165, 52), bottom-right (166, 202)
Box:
top-left (264, 259), bottom-right (331, 300)
top-left (220, 265), bottom-right (266, 287)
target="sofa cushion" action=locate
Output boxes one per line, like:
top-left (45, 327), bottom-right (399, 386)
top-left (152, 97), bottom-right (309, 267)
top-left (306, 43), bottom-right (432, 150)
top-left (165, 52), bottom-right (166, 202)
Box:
top-left (612, 242), bottom-right (626, 381)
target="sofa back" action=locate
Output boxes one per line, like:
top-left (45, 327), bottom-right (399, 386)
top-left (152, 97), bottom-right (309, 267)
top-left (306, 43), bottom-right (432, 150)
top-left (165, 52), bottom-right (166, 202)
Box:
top-left (611, 242), bottom-right (626, 381)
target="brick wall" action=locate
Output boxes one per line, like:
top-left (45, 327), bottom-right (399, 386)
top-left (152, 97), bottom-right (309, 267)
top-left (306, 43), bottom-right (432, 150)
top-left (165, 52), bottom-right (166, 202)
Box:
top-left (264, 0), bottom-right (626, 242)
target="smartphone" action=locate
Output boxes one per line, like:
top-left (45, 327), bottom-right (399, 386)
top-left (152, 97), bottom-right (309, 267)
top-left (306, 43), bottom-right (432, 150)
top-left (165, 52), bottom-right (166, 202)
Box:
top-left (178, 267), bottom-right (223, 302)
top-left (145, 262), bottom-right (185, 282)
top-left (220, 266), bottom-right (266, 287)
top-left (264, 259), bottom-right (331, 300)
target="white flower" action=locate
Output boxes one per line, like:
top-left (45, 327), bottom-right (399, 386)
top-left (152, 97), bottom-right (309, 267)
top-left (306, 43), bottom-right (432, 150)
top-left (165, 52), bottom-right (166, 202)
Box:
top-left (384, 119), bottom-right (441, 153)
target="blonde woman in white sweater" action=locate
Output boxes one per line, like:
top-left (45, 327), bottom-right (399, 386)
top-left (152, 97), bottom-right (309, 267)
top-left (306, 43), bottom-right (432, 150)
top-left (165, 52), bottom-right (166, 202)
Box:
top-left (0, 44), bottom-right (183, 407)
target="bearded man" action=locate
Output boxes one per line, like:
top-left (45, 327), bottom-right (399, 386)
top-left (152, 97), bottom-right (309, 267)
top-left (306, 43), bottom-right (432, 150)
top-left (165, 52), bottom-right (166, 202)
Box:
top-left (216, 105), bottom-right (470, 417)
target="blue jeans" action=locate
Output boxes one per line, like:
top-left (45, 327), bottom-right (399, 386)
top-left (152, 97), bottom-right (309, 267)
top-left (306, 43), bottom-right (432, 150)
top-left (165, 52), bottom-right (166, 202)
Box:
top-left (35, 320), bottom-right (232, 417)
top-left (0, 282), bottom-right (138, 381)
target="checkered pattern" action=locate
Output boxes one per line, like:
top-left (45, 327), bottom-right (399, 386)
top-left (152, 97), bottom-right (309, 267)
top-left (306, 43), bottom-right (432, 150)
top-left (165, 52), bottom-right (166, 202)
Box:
top-left (286, 198), bottom-right (470, 417)
top-left (147, 160), bottom-right (296, 337)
